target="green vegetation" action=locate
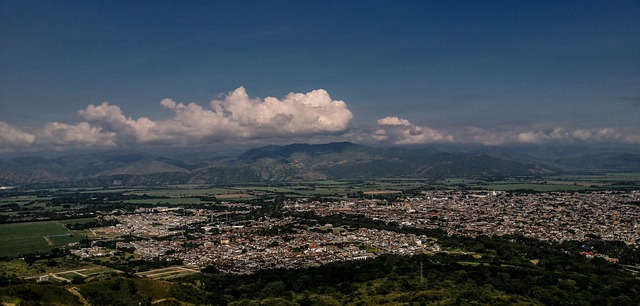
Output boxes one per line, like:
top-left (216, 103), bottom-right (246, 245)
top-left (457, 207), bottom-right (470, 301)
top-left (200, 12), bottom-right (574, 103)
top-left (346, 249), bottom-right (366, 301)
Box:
top-left (3, 173), bottom-right (639, 222)
top-left (0, 257), bottom-right (110, 279)
top-left (2, 252), bottom-right (639, 305)
top-left (120, 197), bottom-right (203, 205)
top-left (0, 220), bottom-right (91, 257)
top-left (1, 178), bottom-right (639, 305)
top-left (436, 173), bottom-right (640, 192)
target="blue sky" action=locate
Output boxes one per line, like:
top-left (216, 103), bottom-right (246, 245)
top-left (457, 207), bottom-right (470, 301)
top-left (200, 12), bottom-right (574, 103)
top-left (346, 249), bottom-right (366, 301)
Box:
top-left (1, 1), bottom-right (639, 152)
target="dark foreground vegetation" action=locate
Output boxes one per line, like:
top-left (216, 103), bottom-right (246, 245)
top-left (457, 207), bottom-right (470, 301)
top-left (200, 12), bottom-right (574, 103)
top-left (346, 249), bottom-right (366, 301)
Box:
top-left (2, 239), bottom-right (639, 305)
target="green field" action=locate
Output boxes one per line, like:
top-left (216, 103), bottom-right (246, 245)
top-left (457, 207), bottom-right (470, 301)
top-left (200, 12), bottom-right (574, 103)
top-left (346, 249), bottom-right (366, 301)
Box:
top-left (0, 257), bottom-right (112, 279)
top-left (120, 197), bottom-right (204, 205)
top-left (479, 183), bottom-right (590, 192)
top-left (432, 173), bottom-right (640, 191)
top-left (0, 219), bottom-right (93, 257)
top-left (126, 187), bottom-right (242, 197)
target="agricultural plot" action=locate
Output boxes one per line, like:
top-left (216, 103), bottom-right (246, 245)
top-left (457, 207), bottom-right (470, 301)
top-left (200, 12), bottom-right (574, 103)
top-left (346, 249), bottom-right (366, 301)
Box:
top-left (121, 197), bottom-right (203, 205)
top-left (0, 195), bottom-right (42, 205)
top-left (479, 183), bottom-right (590, 192)
top-left (362, 190), bottom-right (403, 195)
top-left (112, 180), bottom-right (433, 202)
top-left (126, 187), bottom-right (241, 197)
top-left (433, 173), bottom-right (640, 192)
top-left (214, 193), bottom-right (255, 200)
top-left (0, 196), bottom-right (52, 216)
top-left (0, 219), bottom-right (92, 257)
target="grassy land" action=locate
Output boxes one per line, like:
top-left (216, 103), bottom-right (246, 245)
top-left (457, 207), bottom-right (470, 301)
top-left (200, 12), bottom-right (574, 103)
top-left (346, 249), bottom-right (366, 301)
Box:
top-left (479, 183), bottom-right (590, 192)
top-left (0, 257), bottom-right (110, 279)
top-left (0, 219), bottom-right (94, 257)
top-left (126, 187), bottom-right (242, 197)
top-left (433, 173), bottom-right (640, 192)
top-left (120, 197), bottom-right (203, 205)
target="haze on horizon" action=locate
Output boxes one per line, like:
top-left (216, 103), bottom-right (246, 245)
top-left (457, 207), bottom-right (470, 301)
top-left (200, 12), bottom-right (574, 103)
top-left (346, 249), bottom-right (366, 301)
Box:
top-left (1, 1), bottom-right (639, 154)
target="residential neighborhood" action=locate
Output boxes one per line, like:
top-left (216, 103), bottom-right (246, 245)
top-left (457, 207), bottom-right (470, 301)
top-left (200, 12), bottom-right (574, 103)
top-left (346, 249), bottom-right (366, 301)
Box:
top-left (80, 190), bottom-right (640, 273)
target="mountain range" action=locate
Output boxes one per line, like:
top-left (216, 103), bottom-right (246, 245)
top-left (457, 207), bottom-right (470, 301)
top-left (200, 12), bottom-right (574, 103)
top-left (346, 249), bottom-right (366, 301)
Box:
top-left (1, 142), bottom-right (639, 186)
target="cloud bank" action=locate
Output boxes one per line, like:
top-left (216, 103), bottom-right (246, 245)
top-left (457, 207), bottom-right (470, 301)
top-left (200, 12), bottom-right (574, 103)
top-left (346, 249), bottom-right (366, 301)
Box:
top-left (371, 117), bottom-right (454, 144)
top-left (0, 87), bottom-right (354, 152)
top-left (465, 126), bottom-right (628, 146)
top-left (0, 87), bottom-right (637, 152)
top-left (75, 87), bottom-right (353, 146)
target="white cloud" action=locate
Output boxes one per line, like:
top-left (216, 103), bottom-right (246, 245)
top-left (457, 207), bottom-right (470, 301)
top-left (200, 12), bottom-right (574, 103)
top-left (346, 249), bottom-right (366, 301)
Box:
top-left (214, 87), bottom-right (353, 135)
top-left (624, 134), bottom-right (640, 144)
top-left (1, 88), bottom-right (639, 152)
top-left (377, 116), bottom-right (411, 126)
top-left (0, 87), bottom-right (354, 152)
top-left (36, 122), bottom-right (117, 149)
top-left (369, 117), bottom-right (454, 144)
top-left (529, 127), bottom-right (622, 143)
top-left (77, 87), bottom-right (354, 145)
top-left (467, 127), bottom-right (624, 145)
top-left (78, 102), bottom-right (159, 143)
top-left (0, 121), bottom-right (36, 152)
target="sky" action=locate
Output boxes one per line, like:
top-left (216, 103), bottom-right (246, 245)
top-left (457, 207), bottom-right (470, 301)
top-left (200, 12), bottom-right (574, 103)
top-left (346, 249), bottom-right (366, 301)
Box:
top-left (1, 1), bottom-right (639, 153)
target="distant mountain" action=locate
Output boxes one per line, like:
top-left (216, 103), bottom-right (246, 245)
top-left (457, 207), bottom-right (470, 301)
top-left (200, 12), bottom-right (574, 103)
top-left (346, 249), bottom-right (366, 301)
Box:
top-left (553, 152), bottom-right (640, 171)
top-left (5, 141), bottom-right (637, 186)
top-left (471, 146), bottom-right (640, 172)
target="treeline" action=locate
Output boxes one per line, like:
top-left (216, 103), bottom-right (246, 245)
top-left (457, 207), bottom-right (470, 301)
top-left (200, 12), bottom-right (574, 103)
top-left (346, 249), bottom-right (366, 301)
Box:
top-left (65, 218), bottom-right (118, 230)
top-left (3, 252), bottom-right (638, 305)
top-left (191, 253), bottom-right (639, 305)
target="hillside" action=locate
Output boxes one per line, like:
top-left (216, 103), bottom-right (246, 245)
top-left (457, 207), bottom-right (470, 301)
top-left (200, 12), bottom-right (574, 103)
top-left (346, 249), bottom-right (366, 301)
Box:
top-left (0, 142), bottom-right (575, 185)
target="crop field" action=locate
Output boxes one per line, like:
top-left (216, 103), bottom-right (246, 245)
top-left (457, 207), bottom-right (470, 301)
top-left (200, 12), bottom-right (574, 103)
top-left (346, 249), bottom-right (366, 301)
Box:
top-left (548, 173), bottom-right (640, 187)
top-left (126, 186), bottom-right (241, 197)
top-left (363, 190), bottom-right (403, 195)
top-left (121, 197), bottom-right (203, 205)
top-left (0, 195), bottom-right (45, 204)
top-left (478, 183), bottom-right (589, 192)
top-left (99, 180), bottom-right (437, 201)
top-left (119, 183), bottom-right (361, 200)
top-left (214, 193), bottom-right (255, 199)
top-left (0, 219), bottom-right (93, 257)
top-left (432, 173), bottom-right (640, 192)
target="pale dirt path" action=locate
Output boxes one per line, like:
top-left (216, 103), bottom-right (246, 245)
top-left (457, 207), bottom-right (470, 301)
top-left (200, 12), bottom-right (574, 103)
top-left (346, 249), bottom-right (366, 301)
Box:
top-left (67, 287), bottom-right (90, 306)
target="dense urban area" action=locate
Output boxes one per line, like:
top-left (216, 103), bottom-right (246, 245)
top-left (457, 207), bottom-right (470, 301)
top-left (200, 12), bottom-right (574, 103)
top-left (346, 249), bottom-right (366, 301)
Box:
top-left (2, 180), bottom-right (640, 305)
top-left (58, 189), bottom-right (638, 275)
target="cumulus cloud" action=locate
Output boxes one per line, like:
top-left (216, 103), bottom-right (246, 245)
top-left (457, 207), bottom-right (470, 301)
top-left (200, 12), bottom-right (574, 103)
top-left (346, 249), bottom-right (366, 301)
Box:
top-left (124, 87), bottom-right (352, 143)
top-left (0, 121), bottom-right (36, 152)
top-left (1, 88), bottom-right (639, 153)
top-left (516, 127), bottom-right (622, 144)
top-left (36, 122), bottom-right (117, 148)
top-left (79, 102), bottom-right (158, 143)
top-left (376, 116), bottom-right (411, 126)
top-left (467, 127), bottom-right (624, 145)
top-left (74, 87), bottom-right (354, 146)
top-left (0, 87), bottom-right (355, 152)
top-left (2, 87), bottom-right (354, 152)
top-left (213, 87), bottom-right (352, 135)
top-left (369, 117), bottom-right (454, 144)
top-left (624, 134), bottom-right (640, 144)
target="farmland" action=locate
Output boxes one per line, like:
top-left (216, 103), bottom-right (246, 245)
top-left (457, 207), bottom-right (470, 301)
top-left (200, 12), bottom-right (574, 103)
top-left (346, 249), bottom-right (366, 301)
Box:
top-left (0, 219), bottom-right (94, 257)
top-left (0, 174), bottom-right (639, 305)
top-left (1, 173), bottom-right (638, 256)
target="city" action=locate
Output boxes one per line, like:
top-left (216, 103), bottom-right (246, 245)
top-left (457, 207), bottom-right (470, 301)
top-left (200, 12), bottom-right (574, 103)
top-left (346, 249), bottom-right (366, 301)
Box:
top-left (63, 189), bottom-right (640, 275)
